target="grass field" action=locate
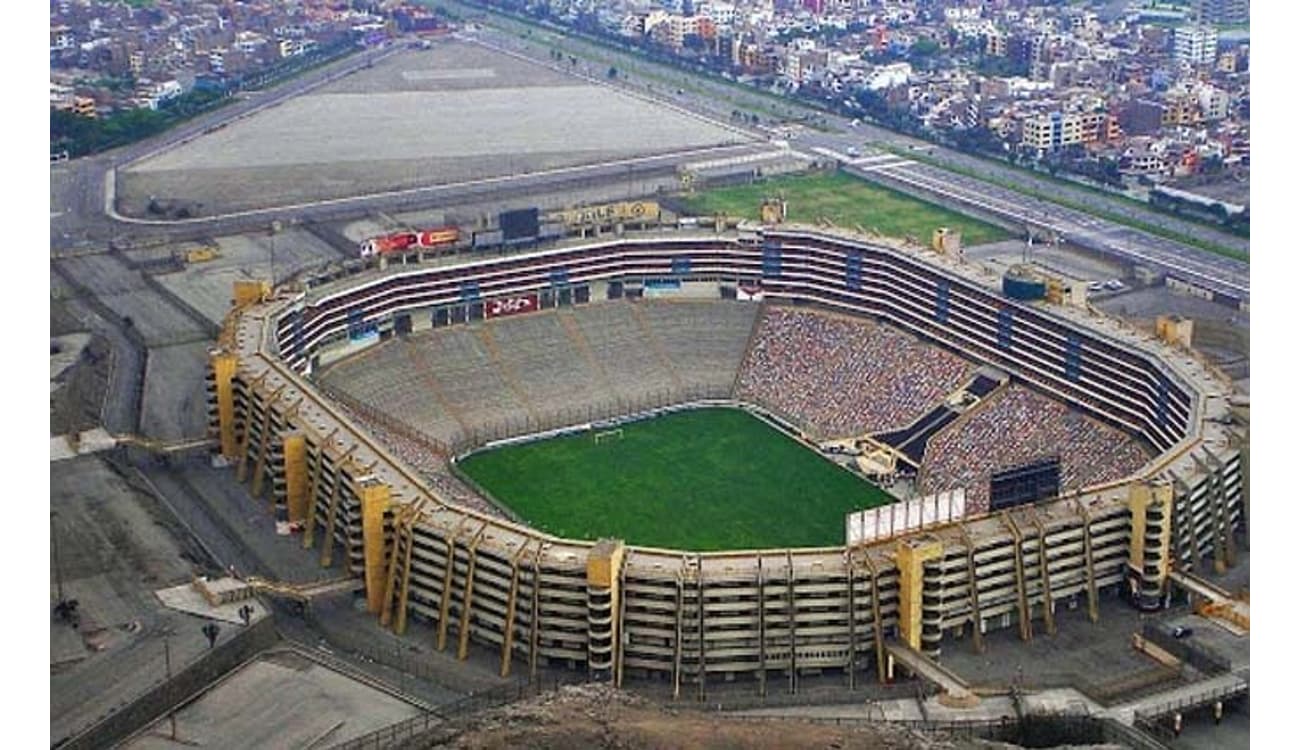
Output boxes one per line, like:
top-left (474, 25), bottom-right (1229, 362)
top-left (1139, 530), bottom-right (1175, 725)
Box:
top-left (679, 171), bottom-right (1010, 246)
top-left (458, 407), bottom-right (892, 551)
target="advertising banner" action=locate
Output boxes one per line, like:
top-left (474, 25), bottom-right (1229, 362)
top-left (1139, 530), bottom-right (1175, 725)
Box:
top-left (845, 488), bottom-right (966, 545)
top-left (554, 201), bottom-right (661, 228)
top-left (485, 293), bottom-right (539, 319)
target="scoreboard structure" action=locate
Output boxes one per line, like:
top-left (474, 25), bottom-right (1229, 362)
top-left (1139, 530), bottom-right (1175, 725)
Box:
top-left (988, 458), bottom-right (1062, 512)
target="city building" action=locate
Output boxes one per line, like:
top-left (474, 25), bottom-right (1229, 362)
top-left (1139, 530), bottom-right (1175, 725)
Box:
top-left (1174, 25), bottom-right (1218, 67)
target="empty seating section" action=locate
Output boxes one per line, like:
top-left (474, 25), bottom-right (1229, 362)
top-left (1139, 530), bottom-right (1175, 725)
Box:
top-left (317, 300), bottom-right (758, 452)
top-left (426, 328), bottom-right (527, 436)
top-left (568, 303), bottom-right (678, 400)
top-left (487, 313), bottom-right (606, 420)
top-left (735, 307), bottom-right (972, 439)
top-left (319, 339), bottom-right (457, 442)
top-left (921, 385), bottom-right (1152, 513)
top-left (634, 301), bottom-right (759, 393)
top-left (320, 327), bottom-right (525, 447)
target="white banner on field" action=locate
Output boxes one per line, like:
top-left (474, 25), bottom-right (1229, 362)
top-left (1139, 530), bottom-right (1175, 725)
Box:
top-left (846, 488), bottom-right (967, 545)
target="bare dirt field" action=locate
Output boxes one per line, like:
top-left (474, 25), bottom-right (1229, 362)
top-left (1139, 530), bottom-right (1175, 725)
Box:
top-left (118, 42), bottom-right (751, 215)
top-left (400, 683), bottom-right (1013, 750)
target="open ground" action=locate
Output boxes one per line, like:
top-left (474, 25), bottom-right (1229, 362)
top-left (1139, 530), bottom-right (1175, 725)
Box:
top-left (458, 407), bottom-right (891, 551)
top-left (118, 40), bottom-right (753, 216)
top-left (678, 170), bottom-right (1010, 245)
top-left (120, 649), bottom-right (422, 749)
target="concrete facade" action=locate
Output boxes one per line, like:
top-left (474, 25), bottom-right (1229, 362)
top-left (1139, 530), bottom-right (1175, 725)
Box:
top-left (207, 227), bottom-right (1244, 694)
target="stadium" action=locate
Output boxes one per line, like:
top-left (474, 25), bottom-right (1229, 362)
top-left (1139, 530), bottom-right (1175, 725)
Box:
top-left (207, 223), bottom-right (1244, 697)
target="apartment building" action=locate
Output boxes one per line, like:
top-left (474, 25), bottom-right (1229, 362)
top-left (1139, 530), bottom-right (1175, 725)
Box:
top-left (1173, 25), bottom-right (1218, 67)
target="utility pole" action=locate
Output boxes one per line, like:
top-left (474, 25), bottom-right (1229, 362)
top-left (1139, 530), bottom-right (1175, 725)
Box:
top-left (269, 219), bottom-right (283, 287)
top-left (164, 636), bottom-right (177, 740)
top-left (51, 511), bottom-right (64, 605)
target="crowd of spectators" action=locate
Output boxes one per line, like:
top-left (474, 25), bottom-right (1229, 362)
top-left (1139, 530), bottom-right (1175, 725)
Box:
top-left (921, 385), bottom-right (1152, 513)
top-left (735, 307), bottom-right (972, 438)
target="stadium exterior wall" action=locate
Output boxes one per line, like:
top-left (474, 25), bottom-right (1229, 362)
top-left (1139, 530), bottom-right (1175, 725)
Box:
top-left (207, 226), bottom-right (1244, 693)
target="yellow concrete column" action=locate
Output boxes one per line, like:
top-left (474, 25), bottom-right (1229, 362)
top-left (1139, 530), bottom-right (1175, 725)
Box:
top-left (282, 432), bottom-right (308, 523)
top-left (209, 350), bottom-right (239, 459)
top-left (1128, 481), bottom-right (1174, 581)
top-left (895, 537), bottom-right (942, 652)
top-left (586, 539), bottom-right (626, 675)
top-left (359, 479), bottom-right (392, 615)
top-left (233, 279), bottom-right (271, 308)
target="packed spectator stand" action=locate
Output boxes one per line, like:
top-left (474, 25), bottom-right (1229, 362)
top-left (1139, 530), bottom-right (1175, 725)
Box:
top-left (735, 306), bottom-right (972, 439)
top-left (921, 384), bottom-right (1152, 513)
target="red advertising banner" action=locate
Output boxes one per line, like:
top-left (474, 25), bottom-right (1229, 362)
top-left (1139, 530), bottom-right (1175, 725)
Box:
top-left (485, 294), bottom-right (539, 319)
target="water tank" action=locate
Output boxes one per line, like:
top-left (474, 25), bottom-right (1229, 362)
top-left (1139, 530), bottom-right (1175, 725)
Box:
top-left (1002, 266), bottom-right (1047, 301)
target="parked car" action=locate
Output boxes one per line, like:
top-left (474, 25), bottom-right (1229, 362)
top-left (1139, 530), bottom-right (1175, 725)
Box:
top-left (1172, 625), bottom-right (1194, 639)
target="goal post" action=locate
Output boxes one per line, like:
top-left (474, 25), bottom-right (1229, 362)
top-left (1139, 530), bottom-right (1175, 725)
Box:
top-left (593, 428), bottom-right (624, 445)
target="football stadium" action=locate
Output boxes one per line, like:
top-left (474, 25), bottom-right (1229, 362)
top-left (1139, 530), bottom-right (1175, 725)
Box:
top-left (207, 223), bottom-right (1244, 696)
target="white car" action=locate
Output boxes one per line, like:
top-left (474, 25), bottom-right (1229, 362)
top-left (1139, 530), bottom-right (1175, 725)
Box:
top-left (1087, 281), bottom-right (1104, 292)
top-left (846, 146), bottom-right (861, 157)
top-left (1104, 279), bottom-right (1125, 291)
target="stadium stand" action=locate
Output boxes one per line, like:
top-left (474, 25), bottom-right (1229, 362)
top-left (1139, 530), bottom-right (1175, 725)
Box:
top-left (632, 300), bottom-right (758, 394)
top-left (315, 339), bottom-right (458, 442)
top-left (921, 385), bottom-right (1152, 513)
top-left (567, 303), bottom-right (680, 400)
top-left (485, 312), bottom-right (608, 421)
top-left (735, 307), bottom-right (972, 438)
top-left (320, 300), bottom-right (758, 451)
top-left (213, 228), bottom-right (1242, 687)
top-left (321, 327), bottom-right (526, 448)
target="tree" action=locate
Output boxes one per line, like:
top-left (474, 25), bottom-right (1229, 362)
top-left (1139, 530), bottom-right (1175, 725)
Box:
top-left (607, 66), bottom-right (618, 79)
top-left (910, 38), bottom-right (940, 59)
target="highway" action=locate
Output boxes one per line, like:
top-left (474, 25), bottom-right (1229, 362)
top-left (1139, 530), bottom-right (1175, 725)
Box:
top-left (453, 3), bottom-right (1249, 304)
top-left (50, 14), bottom-right (1249, 308)
top-left (808, 147), bottom-right (1250, 303)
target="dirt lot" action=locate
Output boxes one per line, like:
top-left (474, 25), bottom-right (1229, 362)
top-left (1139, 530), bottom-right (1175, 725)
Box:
top-left (118, 42), bottom-right (750, 215)
top-left (402, 684), bottom-right (939, 750)
top-left (398, 682), bottom-right (1124, 750)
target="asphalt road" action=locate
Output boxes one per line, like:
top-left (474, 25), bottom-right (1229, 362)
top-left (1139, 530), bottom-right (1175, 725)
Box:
top-left (50, 9), bottom-right (1248, 309)
top-left (826, 149), bottom-right (1248, 301)
top-left (452, 5), bottom-right (1248, 303)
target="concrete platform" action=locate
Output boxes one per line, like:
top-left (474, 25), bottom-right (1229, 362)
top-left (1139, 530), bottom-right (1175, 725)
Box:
top-left (155, 581), bottom-right (268, 626)
top-left (51, 333), bottom-right (92, 383)
top-left (120, 649), bottom-right (423, 749)
top-left (50, 428), bottom-right (117, 462)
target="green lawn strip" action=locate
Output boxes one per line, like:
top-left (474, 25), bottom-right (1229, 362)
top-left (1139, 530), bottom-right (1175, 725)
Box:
top-left (875, 144), bottom-right (1249, 263)
top-left (680, 171), bottom-right (1009, 245)
top-left (459, 408), bottom-right (889, 551)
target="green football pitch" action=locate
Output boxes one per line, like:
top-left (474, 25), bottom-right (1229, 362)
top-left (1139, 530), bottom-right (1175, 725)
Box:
top-left (678, 170), bottom-right (1010, 246)
top-left (457, 407), bottom-right (892, 551)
